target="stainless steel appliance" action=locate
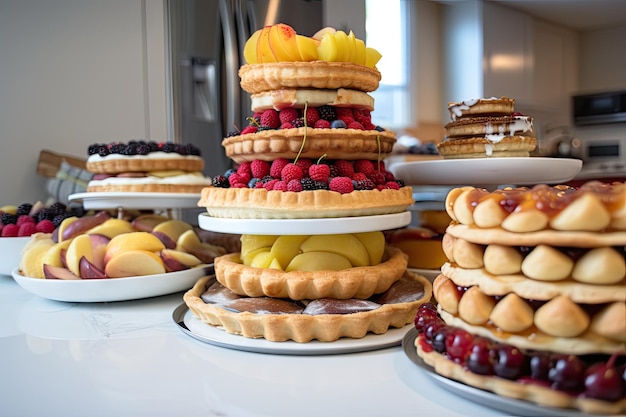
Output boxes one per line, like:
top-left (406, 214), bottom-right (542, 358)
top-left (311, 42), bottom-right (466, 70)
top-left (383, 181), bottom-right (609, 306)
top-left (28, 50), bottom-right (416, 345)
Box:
top-left (573, 90), bottom-right (626, 126)
top-left (165, 0), bottom-right (323, 221)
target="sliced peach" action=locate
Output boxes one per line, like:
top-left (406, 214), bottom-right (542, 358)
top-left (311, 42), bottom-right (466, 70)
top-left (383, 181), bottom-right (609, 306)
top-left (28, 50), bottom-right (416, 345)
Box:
top-left (256, 26), bottom-right (277, 63)
top-left (79, 257), bottom-right (107, 279)
top-left (131, 213), bottom-right (168, 232)
top-left (243, 28), bottom-right (261, 64)
top-left (271, 23), bottom-right (300, 61)
top-left (176, 229), bottom-right (226, 264)
top-left (18, 234), bottom-right (56, 278)
top-left (333, 30), bottom-right (352, 62)
top-left (365, 47), bottom-right (382, 68)
top-left (65, 234), bottom-right (95, 276)
top-left (87, 218), bottom-right (135, 238)
top-left (60, 211), bottom-right (110, 241)
top-left (40, 239), bottom-right (72, 268)
top-left (89, 234), bottom-right (111, 270)
top-left (352, 32), bottom-right (366, 65)
top-left (295, 35), bottom-right (319, 61)
top-left (312, 27), bottom-right (336, 41)
top-left (43, 264), bottom-right (81, 280)
top-left (104, 232), bottom-right (166, 264)
top-left (286, 251), bottom-right (351, 272)
top-left (104, 250), bottom-right (166, 278)
top-left (317, 33), bottom-right (338, 62)
top-left (160, 249), bottom-right (203, 272)
top-left (56, 216), bottom-right (79, 243)
top-left (151, 219), bottom-right (193, 243)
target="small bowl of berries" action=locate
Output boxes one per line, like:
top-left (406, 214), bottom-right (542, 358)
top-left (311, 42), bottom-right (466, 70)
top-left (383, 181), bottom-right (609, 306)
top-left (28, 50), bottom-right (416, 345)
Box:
top-left (0, 202), bottom-right (85, 275)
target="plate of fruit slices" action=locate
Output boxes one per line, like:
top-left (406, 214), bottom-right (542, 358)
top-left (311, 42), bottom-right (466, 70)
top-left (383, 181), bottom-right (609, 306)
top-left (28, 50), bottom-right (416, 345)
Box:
top-left (173, 302), bottom-right (411, 355)
top-left (69, 192), bottom-right (202, 210)
top-left (11, 266), bottom-right (212, 303)
top-left (401, 328), bottom-right (605, 417)
top-left (198, 211), bottom-right (412, 235)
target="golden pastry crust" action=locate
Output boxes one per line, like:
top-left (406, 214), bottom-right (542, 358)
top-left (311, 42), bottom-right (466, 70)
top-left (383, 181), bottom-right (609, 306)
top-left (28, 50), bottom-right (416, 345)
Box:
top-left (214, 247), bottom-right (408, 300)
top-left (86, 157), bottom-right (204, 174)
top-left (415, 335), bottom-right (626, 415)
top-left (183, 271), bottom-right (432, 343)
top-left (250, 88), bottom-right (374, 112)
top-left (447, 97), bottom-right (515, 120)
top-left (86, 183), bottom-right (206, 194)
top-left (239, 62), bottom-right (381, 94)
top-left (436, 136), bottom-right (536, 159)
top-left (222, 128), bottom-right (396, 163)
top-left (198, 186), bottom-right (414, 219)
top-left (445, 183), bottom-right (626, 233)
top-left (444, 116), bottom-right (534, 138)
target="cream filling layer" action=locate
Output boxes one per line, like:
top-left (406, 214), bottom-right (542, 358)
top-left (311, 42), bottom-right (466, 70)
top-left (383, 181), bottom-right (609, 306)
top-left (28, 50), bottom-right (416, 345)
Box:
top-left (87, 151), bottom-right (203, 163)
top-left (88, 172), bottom-right (212, 186)
top-left (250, 88), bottom-right (374, 112)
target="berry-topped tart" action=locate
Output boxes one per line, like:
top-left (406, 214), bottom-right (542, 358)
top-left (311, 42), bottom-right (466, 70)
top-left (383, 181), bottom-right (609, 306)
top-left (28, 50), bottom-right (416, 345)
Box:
top-left (411, 181), bottom-right (626, 414)
top-left (85, 140), bottom-right (213, 194)
top-left (183, 23), bottom-right (431, 346)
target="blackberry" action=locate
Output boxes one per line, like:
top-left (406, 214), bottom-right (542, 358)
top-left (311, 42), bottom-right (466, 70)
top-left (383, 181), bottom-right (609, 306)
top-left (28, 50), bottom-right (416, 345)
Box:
top-left (36, 209), bottom-right (56, 222)
top-left (257, 126), bottom-right (273, 132)
top-left (87, 144), bottom-right (102, 155)
top-left (52, 213), bottom-right (72, 228)
top-left (292, 118), bottom-right (305, 128)
top-left (329, 165), bottom-right (339, 178)
top-left (1, 213), bottom-right (18, 225)
top-left (313, 180), bottom-right (329, 190)
top-left (226, 130), bottom-right (240, 137)
top-left (109, 143), bottom-right (126, 154)
top-left (49, 202), bottom-right (67, 214)
top-left (353, 179), bottom-right (376, 190)
top-left (162, 142), bottom-right (177, 153)
top-left (375, 125), bottom-right (385, 132)
top-left (69, 206), bottom-right (86, 217)
top-left (318, 105), bottom-right (336, 122)
top-left (16, 203), bottom-right (33, 216)
top-left (261, 175), bottom-right (274, 183)
top-left (98, 147), bottom-right (110, 157)
top-left (212, 175), bottom-right (229, 188)
top-left (395, 179), bottom-right (406, 187)
top-left (136, 144), bottom-right (151, 155)
top-left (300, 177), bottom-right (316, 191)
top-left (148, 141), bottom-right (160, 152)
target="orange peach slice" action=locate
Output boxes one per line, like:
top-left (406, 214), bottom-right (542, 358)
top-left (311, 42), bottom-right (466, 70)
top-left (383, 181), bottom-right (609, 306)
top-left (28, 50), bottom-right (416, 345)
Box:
top-left (160, 249), bottom-right (203, 272)
top-left (87, 218), bottom-right (136, 238)
top-left (104, 250), bottom-right (166, 278)
top-left (256, 26), bottom-right (277, 63)
top-left (104, 232), bottom-right (166, 264)
top-left (131, 213), bottom-right (168, 232)
top-left (269, 23), bottom-right (300, 61)
top-left (365, 47), bottom-right (382, 68)
top-left (151, 219), bottom-right (193, 243)
top-left (295, 35), bottom-right (318, 61)
top-left (243, 29), bottom-right (261, 64)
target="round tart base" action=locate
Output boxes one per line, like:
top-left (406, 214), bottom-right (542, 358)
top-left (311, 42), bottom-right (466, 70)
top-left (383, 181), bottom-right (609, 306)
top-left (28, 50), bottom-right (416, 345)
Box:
top-left (436, 136), bottom-right (536, 159)
top-left (222, 127), bottom-right (396, 163)
top-left (198, 186), bottom-right (414, 219)
top-left (239, 62), bottom-right (381, 94)
top-left (415, 336), bottom-right (626, 415)
top-left (87, 183), bottom-right (207, 194)
top-left (214, 247), bottom-right (409, 300)
top-left (183, 270), bottom-right (432, 343)
top-left (86, 157), bottom-right (204, 174)
top-left (448, 97), bottom-right (515, 120)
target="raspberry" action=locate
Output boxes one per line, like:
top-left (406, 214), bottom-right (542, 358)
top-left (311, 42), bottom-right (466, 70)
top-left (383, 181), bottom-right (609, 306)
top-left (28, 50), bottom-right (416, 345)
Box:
top-left (313, 119), bottom-right (331, 129)
top-left (318, 105), bottom-right (336, 122)
top-left (260, 109), bottom-right (280, 128)
top-left (287, 179), bottom-right (303, 192)
top-left (18, 222), bottom-right (36, 236)
top-left (280, 122), bottom-right (294, 129)
top-left (236, 161), bottom-right (252, 177)
top-left (347, 121), bottom-right (364, 130)
top-left (281, 163), bottom-right (303, 183)
top-left (351, 172), bottom-right (367, 182)
top-left (335, 108), bottom-right (353, 119)
top-left (228, 172), bottom-right (247, 187)
top-left (33, 219), bottom-right (53, 234)
top-left (232, 182), bottom-right (248, 188)
top-left (309, 164), bottom-right (330, 182)
top-left (1, 224), bottom-right (18, 237)
top-left (353, 109), bottom-right (371, 125)
top-left (263, 179), bottom-right (279, 190)
top-left (270, 158), bottom-right (290, 178)
top-left (295, 159), bottom-right (312, 177)
top-left (254, 180), bottom-right (265, 188)
top-left (241, 126), bottom-right (258, 134)
top-left (369, 172), bottom-right (386, 185)
top-left (384, 171), bottom-right (396, 181)
top-left (329, 177), bottom-right (354, 194)
top-left (338, 115), bottom-right (355, 125)
top-left (304, 107), bottom-right (320, 126)
top-left (334, 160), bottom-right (354, 177)
top-left (354, 160), bottom-right (375, 176)
top-left (250, 160), bottom-right (270, 178)
top-left (353, 178), bottom-right (376, 190)
top-left (279, 108), bottom-right (299, 125)
top-left (384, 181), bottom-right (401, 190)
top-left (272, 180), bottom-right (288, 191)
top-left (16, 215), bottom-right (35, 227)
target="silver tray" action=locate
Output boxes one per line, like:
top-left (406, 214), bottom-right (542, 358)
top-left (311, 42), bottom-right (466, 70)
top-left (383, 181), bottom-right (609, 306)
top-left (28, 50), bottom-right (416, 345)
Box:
top-left (402, 328), bottom-right (603, 417)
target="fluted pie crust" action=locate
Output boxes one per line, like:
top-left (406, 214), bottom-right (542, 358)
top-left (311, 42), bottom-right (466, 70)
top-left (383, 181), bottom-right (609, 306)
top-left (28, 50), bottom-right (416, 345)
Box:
top-left (86, 157), bottom-right (204, 174)
top-left (184, 271), bottom-right (432, 343)
top-left (415, 335), bottom-right (626, 415)
top-left (222, 127), bottom-right (396, 163)
top-left (198, 186), bottom-right (414, 219)
top-left (214, 247), bottom-right (408, 300)
top-left (239, 62), bottom-right (382, 94)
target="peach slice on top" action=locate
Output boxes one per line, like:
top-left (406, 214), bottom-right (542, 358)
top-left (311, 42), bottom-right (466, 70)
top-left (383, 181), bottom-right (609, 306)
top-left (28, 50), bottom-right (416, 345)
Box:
top-left (256, 26), bottom-right (277, 63)
top-left (269, 23), bottom-right (300, 61)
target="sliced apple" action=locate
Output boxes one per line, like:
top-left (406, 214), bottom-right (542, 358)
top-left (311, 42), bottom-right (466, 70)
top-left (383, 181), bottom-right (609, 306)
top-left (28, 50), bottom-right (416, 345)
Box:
top-left (79, 257), bottom-right (107, 279)
top-left (19, 234), bottom-right (56, 278)
top-left (104, 232), bottom-right (166, 264)
top-left (243, 28), bottom-right (262, 64)
top-left (256, 26), bottom-right (277, 63)
top-left (65, 234), bottom-right (95, 276)
top-left (269, 235), bottom-right (308, 270)
top-left (240, 235), bottom-right (278, 258)
top-left (286, 251), bottom-right (352, 272)
top-left (104, 250), bottom-right (166, 278)
top-left (241, 247), bottom-right (271, 266)
top-left (152, 219), bottom-right (193, 243)
top-left (249, 250), bottom-right (275, 269)
top-left (353, 231), bottom-right (385, 265)
top-left (87, 218), bottom-right (136, 238)
top-left (43, 264), bottom-right (81, 280)
top-left (300, 234), bottom-right (370, 267)
top-left (295, 35), bottom-right (319, 61)
top-left (131, 213), bottom-right (168, 232)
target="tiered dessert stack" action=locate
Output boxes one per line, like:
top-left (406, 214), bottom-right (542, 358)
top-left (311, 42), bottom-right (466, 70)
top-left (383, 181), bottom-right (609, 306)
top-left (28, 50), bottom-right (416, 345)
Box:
top-left (183, 24), bottom-right (432, 343)
top-left (414, 182), bottom-right (626, 414)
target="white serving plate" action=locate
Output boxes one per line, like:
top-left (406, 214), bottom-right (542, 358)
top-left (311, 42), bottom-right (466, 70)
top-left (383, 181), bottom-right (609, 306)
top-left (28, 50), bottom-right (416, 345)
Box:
top-left (0, 236), bottom-right (30, 276)
top-left (390, 157), bottom-right (583, 187)
top-left (408, 268), bottom-right (440, 282)
top-left (69, 192), bottom-right (201, 210)
top-left (198, 211), bottom-right (412, 235)
top-left (174, 303), bottom-right (411, 355)
top-left (11, 266), bottom-right (211, 303)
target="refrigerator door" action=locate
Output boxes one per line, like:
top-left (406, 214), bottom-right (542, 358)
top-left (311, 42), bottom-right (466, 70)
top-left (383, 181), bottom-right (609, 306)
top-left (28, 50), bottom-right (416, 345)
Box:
top-left (166, 0), bottom-right (322, 221)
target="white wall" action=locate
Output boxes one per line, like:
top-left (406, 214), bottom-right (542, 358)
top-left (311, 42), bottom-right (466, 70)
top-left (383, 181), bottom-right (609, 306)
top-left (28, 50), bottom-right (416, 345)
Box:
top-left (579, 25), bottom-right (626, 93)
top-left (0, 0), bottom-right (167, 204)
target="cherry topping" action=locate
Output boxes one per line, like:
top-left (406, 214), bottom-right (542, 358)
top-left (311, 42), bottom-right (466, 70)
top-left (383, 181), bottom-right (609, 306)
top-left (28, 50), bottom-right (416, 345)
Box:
top-left (584, 354), bottom-right (623, 401)
top-left (445, 328), bottom-right (474, 363)
top-left (549, 354), bottom-right (585, 392)
top-left (492, 344), bottom-right (527, 380)
top-left (467, 337), bottom-right (495, 375)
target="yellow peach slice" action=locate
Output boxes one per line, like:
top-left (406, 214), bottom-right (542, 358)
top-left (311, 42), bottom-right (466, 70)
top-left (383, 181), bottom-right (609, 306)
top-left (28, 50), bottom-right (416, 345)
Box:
top-left (152, 219), bottom-right (193, 242)
top-left (87, 218), bottom-right (136, 238)
top-left (269, 23), bottom-right (300, 61)
top-left (40, 239), bottom-right (72, 269)
top-left (131, 213), bottom-right (168, 232)
top-left (365, 47), bottom-right (382, 68)
top-left (65, 234), bottom-right (95, 277)
top-left (250, 250), bottom-right (275, 269)
top-left (241, 247), bottom-right (271, 266)
top-left (104, 250), bottom-right (166, 278)
top-left (352, 231), bottom-right (385, 265)
top-left (18, 234), bottom-right (56, 278)
top-left (160, 248), bottom-right (203, 272)
top-left (317, 32), bottom-right (338, 62)
top-left (312, 26), bottom-right (336, 41)
top-left (104, 232), bottom-right (166, 264)
top-left (256, 26), bottom-right (277, 63)
top-left (286, 251), bottom-right (352, 272)
top-left (269, 235), bottom-right (308, 269)
top-left (295, 35), bottom-right (319, 61)
top-left (240, 234), bottom-right (278, 258)
top-left (176, 229), bottom-right (226, 263)
top-left (351, 32), bottom-right (366, 66)
top-left (300, 234), bottom-right (370, 267)
top-left (243, 29), bottom-right (261, 64)
top-left (333, 30), bottom-right (352, 62)
top-left (56, 216), bottom-right (79, 243)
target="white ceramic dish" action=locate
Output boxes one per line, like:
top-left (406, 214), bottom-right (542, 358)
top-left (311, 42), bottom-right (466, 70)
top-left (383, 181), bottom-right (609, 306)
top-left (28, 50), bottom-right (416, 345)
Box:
top-left (401, 328), bottom-right (600, 417)
top-left (174, 304), bottom-right (411, 355)
top-left (408, 268), bottom-right (440, 282)
top-left (0, 237), bottom-right (31, 276)
top-left (69, 192), bottom-right (201, 210)
top-left (198, 211), bottom-right (412, 235)
top-left (11, 266), bottom-right (211, 303)
top-left (390, 157), bottom-right (583, 187)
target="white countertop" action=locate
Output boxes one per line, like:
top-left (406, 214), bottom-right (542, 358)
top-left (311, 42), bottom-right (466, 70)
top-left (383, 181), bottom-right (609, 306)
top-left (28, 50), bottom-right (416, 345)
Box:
top-left (0, 274), bottom-right (510, 417)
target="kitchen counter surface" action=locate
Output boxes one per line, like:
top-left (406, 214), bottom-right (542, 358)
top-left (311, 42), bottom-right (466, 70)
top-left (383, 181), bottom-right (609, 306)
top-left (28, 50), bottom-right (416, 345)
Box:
top-left (0, 274), bottom-right (509, 417)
